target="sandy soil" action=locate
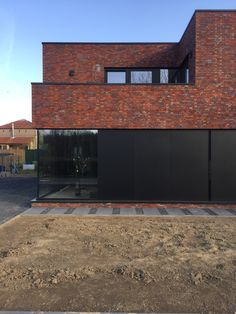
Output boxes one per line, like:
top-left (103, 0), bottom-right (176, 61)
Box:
top-left (0, 216), bottom-right (235, 313)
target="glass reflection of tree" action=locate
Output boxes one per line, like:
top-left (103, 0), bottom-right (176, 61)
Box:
top-left (73, 147), bottom-right (88, 196)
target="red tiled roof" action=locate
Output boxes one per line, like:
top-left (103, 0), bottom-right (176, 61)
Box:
top-left (0, 119), bottom-right (34, 129)
top-left (0, 137), bottom-right (33, 144)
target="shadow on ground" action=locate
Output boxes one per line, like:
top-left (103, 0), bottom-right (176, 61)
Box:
top-left (0, 176), bottom-right (37, 224)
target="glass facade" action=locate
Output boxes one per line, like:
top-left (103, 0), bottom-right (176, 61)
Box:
top-left (38, 130), bottom-right (97, 199)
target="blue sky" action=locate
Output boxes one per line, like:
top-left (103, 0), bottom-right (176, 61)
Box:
top-left (0, 0), bottom-right (235, 125)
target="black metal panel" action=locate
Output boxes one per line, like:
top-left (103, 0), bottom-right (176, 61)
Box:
top-left (98, 130), bottom-right (209, 201)
top-left (170, 130), bottom-right (209, 201)
top-left (134, 130), bottom-right (171, 200)
top-left (98, 130), bottom-right (134, 200)
top-left (211, 131), bottom-right (236, 201)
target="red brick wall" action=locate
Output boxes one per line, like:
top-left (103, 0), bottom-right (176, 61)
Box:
top-left (195, 11), bottom-right (236, 85)
top-left (32, 83), bottom-right (235, 129)
top-left (33, 11), bottom-right (236, 129)
top-left (43, 43), bottom-right (179, 83)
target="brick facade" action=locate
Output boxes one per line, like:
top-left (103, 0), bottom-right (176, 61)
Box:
top-left (32, 10), bottom-right (236, 130)
top-left (32, 10), bottom-right (236, 206)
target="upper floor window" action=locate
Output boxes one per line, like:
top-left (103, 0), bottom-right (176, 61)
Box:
top-left (106, 67), bottom-right (189, 84)
top-left (107, 71), bottom-right (126, 83)
top-left (131, 71), bottom-right (152, 84)
top-left (160, 69), bottom-right (169, 84)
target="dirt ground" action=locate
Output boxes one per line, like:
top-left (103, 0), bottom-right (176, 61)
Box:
top-left (0, 216), bottom-right (235, 313)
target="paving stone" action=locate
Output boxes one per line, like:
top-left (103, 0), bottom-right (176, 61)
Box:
top-left (180, 208), bottom-right (193, 215)
top-left (224, 208), bottom-right (236, 216)
top-left (158, 208), bottom-right (169, 215)
top-left (88, 208), bottom-right (97, 214)
top-left (73, 208), bottom-right (91, 215)
top-left (112, 208), bottom-right (120, 215)
top-left (48, 207), bottom-right (68, 214)
top-left (120, 208), bottom-right (136, 215)
top-left (188, 208), bottom-right (211, 216)
top-left (22, 207), bottom-right (47, 215)
top-left (64, 208), bottom-right (76, 214)
top-left (96, 208), bottom-right (113, 215)
top-left (143, 208), bottom-right (160, 215)
top-left (135, 208), bottom-right (144, 215)
top-left (202, 208), bottom-right (218, 216)
top-left (165, 208), bottom-right (186, 216)
top-left (40, 207), bottom-right (52, 214)
top-left (211, 208), bottom-right (236, 216)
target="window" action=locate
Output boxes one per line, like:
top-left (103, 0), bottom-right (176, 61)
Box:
top-left (131, 71), bottom-right (152, 83)
top-left (38, 129), bottom-right (98, 200)
top-left (106, 67), bottom-right (189, 84)
top-left (107, 71), bottom-right (126, 83)
top-left (160, 69), bottom-right (169, 84)
top-left (0, 145), bottom-right (9, 150)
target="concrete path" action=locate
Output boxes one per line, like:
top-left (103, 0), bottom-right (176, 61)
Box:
top-left (22, 206), bottom-right (236, 217)
top-left (0, 176), bottom-right (37, 224)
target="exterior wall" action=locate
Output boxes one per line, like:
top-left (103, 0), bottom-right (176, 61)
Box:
top-left (32, 10), bottom-right (236, 129)
top-left (195, 11), bottom-right (236, 86)
top-left (32, 83), bottom-right (235, 129)
top-left (0, 129), bottom-right (35, 137)
top-left (43, 43), bottom-right (178, 83)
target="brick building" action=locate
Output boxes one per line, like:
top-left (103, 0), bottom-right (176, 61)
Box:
top-left (0, 119), bottom-right (37, 172)
top-left (32, 10), bottom-right (236, 203)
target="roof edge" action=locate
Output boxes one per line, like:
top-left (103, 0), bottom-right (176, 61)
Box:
top-left (42, 42), bottom-right (178, 45)
top-left (195, 9), bottom-right (236, 12)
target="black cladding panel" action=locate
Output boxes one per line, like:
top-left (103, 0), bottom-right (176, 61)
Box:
top-left (170, 130), bottom-right (209, 201)
top-left (211, 131), bottom-right (236, 201)
top-left (98, 130), bottom-right (209, 201)
top-left (134, 130), bottom-right (171, 200)
top-left (98, 130), bottom-right (134, 200)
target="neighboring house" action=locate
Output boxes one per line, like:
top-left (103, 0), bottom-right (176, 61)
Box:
top-left (32, 10), bottom-right (236, 203)
top-left (0, 119), bottom-right (37, 171)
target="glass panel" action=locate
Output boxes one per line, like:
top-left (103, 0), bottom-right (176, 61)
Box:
top-left (160, 69), bottom-right (169, 83)
top-left (168, 69), bottom-right (179, 83)
top-left (107, 71), bottom-right (126, 83)
top-left (38, 130), bottom-right (97, 199)
top-left (131, 71), bottom-right (152, 83)
top-left (186, 69), bottom-right (189, 83)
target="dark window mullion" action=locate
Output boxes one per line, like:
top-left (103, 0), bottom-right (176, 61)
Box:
top-left (105, 71), bottom-right (108, 83)
top-left (152, 69), bottom-right (160, 83)
top-left (126, 69), bottom-right (131, 83)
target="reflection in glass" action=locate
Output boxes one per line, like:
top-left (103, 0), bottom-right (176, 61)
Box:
top-left (131, 71), bottom-right (152, 83)
top-left (107, 71), bottom-right (126, 83)
top-left (186, 69), bottom-right (189, 84)
top-left (38, 130), bottom-right (97, 199)
top-left (160, 69), bottom-right (169, 83)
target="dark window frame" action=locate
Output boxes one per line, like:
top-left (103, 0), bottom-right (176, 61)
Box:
top-left (105, 67), bottom-right (189, 84)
